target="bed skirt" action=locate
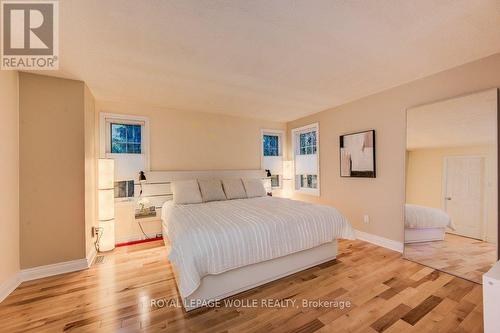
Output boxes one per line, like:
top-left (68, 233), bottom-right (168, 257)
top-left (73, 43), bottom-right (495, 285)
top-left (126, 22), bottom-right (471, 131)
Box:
top-left (404, 227), bottom-right (445, 243)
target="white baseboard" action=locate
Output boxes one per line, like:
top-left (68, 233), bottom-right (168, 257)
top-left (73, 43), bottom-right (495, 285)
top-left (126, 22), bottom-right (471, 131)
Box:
top-left (20, 258), bottom-right (89, 282)
top-left (2, 235), bottom-right (160, 302)
top-left (1, 251), bottom-right (98, 304)
top-left (0, 273), bottom-right (21, 303)
top-left (115, 232), bottom-right (162, 245)
top-left (1, 257), bottom-right (90, 303)
top-left (355, 229), bottom-right (404, 253)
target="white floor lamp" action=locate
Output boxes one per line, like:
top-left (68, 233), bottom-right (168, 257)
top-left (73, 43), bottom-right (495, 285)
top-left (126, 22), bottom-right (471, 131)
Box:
top-left (98, 159), bottom-right (115, 252)
top-left (282, 160), bottom-right (294, 198)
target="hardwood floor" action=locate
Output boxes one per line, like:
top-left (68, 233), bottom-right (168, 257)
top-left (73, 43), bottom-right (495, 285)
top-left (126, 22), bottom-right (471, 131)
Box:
top-left (404, 233), bottom-right (497, 284)
top-left (0, 239), bottom-right (483, 333)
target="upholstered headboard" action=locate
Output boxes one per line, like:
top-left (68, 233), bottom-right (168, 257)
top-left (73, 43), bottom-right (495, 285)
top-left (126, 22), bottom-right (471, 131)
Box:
top-left (133, 169), bottom-right (269, 209)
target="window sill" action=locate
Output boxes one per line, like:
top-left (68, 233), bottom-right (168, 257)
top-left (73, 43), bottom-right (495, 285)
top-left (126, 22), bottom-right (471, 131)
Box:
top-left (106, 153), bottom-right (144, 157)
top-left (294, 188), bottom-right (320, 196)
top-left (115, 197), bottom-right (134, 203)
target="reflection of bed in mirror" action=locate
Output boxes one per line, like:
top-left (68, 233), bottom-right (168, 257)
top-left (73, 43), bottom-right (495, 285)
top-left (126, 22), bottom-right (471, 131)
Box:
top-left (404, 204), bottom-right (455, 243)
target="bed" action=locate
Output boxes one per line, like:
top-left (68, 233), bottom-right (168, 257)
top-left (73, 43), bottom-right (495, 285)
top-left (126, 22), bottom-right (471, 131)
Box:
top-left (404, 204), bottom-right (455, 243)
top-left (161, 195), bottom-right (354, 311)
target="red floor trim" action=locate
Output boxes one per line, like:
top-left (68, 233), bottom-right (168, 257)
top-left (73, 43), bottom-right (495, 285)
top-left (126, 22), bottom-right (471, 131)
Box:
top-left (116, 236), bottom-right (163, 247)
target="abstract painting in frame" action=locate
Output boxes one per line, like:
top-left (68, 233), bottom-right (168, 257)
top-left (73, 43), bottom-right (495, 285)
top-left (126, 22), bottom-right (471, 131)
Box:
top-left (340, 130), bottom-right (376, 178)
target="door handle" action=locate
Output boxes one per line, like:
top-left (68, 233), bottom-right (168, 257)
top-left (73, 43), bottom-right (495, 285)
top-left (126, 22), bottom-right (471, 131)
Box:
top-left (445, 197), bottom-right (452, 201)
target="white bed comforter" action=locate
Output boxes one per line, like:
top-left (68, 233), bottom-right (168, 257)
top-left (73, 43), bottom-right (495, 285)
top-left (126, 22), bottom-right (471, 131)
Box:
top-left (405, 204), bottom-right (456, 230)
top-left (162, 196), bottom-right (354, 298)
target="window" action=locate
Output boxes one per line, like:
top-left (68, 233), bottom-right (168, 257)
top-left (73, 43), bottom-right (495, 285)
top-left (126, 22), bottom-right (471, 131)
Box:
top-left (270, 174), bottom-right (280, 188)
top-left (114, 180), bottom-right (135, 198)
top-left (300, 174), bottom-right (317, 189)
top-left (292, 123), bottom-right (319, 195)
top-left (101, 114), bottom-right (148, 159)
top-left (111, 123), bottom-right (142, 154)
top-left (299, 131), bottom-right (317, 155)
top-left (263, 134), bottom-right (279, 156)
top-left (261, 129), bottom-right (285, 189)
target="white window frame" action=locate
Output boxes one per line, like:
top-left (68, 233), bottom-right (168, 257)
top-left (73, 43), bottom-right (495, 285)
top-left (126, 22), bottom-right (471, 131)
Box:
top-left (100, 113), bottom-right (150, 163)
top-left (99, 113), bottom-right (151, 201)
top-left (291, 123), bottom-right (320, 196)
top-left (260, 129), bottom-right (285, 189)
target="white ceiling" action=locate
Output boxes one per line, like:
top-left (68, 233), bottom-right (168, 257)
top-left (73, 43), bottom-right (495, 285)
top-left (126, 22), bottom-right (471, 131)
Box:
top-left (35, 0), bottom-right (500, 121)
top-left (407, 89), bottom-right (497, 150)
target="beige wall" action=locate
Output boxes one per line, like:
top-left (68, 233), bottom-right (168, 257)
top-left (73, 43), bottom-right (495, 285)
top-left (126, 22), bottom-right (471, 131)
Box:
top-left (96, 101), bottom-right (285, 242)
top-left (19, 73), bottom-right (93, 268)
top-left (406, 146), bottom-right (497, 243)
top-left (97, 101), bottom-right (285, 170)
top-left (0, 71), bottom-right (20, 286)
top-left (287, 53), bottom-right (500, 243)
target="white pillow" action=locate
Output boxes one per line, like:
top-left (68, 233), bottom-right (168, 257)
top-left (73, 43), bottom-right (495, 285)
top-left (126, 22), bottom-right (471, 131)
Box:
top-left (222, 178), bottom-right (247, 200)
top-left (172, 180), bottom-right (202, 204)
top-left (242, 178), bottom-right (267, 198)
top-left (198, 179), bottom-right (227, 202)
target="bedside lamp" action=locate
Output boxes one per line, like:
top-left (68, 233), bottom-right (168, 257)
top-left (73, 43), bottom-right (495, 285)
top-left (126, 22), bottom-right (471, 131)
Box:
top-left (98, 159), bottom-right (115, 252)
top-left (136, 170), bottom-right (155, 218)
top-left (138, 170), bottom-right (146, 197)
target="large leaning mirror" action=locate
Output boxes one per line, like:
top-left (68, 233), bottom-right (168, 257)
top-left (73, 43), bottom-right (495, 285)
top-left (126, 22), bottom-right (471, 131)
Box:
top-left (404, 88), bottom-right (499, 284)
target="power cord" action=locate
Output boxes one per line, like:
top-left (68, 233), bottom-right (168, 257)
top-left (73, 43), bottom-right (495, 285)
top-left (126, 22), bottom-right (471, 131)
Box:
top-left (138, 221), bottom-right (150, 240)
top-left (94, 227), bottom-right (104, 252)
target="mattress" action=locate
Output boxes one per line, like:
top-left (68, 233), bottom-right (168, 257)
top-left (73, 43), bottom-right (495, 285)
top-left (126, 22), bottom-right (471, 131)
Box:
top-left (405, 204), bottom-right (456, 230)
top-left (161, 196), bottom-right (354, 298)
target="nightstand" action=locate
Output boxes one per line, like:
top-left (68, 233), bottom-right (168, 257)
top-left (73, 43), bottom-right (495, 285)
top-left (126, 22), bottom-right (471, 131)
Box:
top-left (115, 201), bottom-right (163, 244)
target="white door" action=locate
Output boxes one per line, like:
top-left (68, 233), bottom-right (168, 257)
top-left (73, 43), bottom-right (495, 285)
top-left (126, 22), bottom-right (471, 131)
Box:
top-left (444, 156), bottom-right (485, 240)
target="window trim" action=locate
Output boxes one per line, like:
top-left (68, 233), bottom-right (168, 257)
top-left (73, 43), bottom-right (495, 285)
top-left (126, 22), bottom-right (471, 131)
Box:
top-left (291, 123), bottom-right (320, 196)
top-left (260, 129), bottom-right (285, 189)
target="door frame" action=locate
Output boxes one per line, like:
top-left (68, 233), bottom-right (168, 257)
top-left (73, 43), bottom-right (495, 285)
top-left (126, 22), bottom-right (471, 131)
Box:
top-left (442, 155), bottom-right (487, 241)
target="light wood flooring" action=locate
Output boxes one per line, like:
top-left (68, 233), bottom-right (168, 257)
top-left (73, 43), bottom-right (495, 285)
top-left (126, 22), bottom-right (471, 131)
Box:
top-left (404, 233), bottom-right (497, 284)
top-left (0, 239), bottom-right (483, 333)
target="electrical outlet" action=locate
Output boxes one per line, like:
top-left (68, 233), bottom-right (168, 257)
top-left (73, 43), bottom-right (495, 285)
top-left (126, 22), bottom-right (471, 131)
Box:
top-left (363, 215), bottom-right (370, 224)
top-left (92, 226), bottom-right (103, 237)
